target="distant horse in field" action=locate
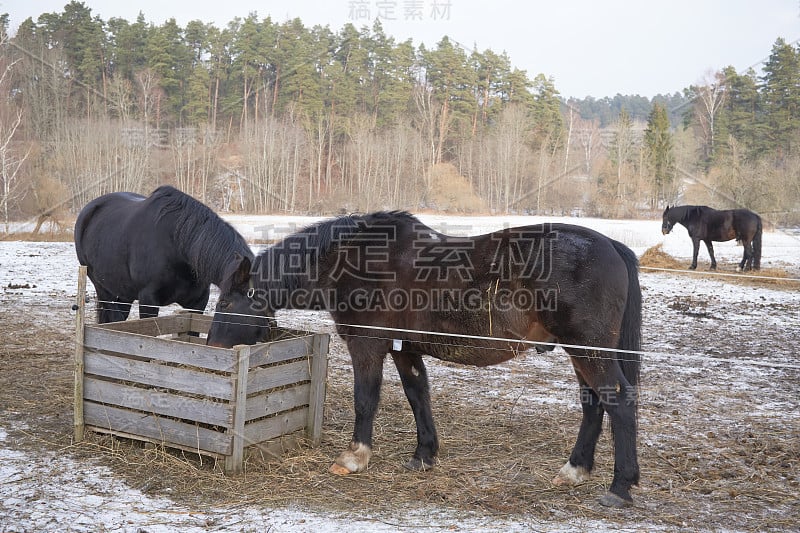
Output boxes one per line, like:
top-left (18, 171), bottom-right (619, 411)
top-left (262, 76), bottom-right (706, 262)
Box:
top-left (662, 205), bottom-right (762, 271)
top-left (74, 185), bottom-right (253, 323)
top-left (206, 211), bottom-right (643, 507)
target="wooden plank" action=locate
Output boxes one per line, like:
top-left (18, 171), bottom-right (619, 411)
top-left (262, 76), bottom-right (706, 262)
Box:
top-left (84, 351), bottom-right (233, 400)
top-left (188, 313), bottom-right (213, 335)
top-left (247, 432), bottom-right (303, 460)
top-left (85, 426), bottom-right (224, 460)
top-left (74, 265), bottom-right (87, 443)
top-left (247, 360), bottom-right (310, 395)
top-left (245, 384), bottom-right (311, 422)
top-left (307, 334), bottom-right (329, 446)
top-left (84, 402), bottom-right (232, 455)
top-left (175, 334), bottom-right (208, 345)
top-left (83, 377), bottom-right (233, 428)
top-left (94, 315), bottom-right (189, 336)
top-left (84, 326), bottom-right (236, 372)
top-left (243, 408), bottom-right (308, 444)
top-left (225, 345), bottom-right (250, 475)
top-left (249, 335), bottom-right (313, 368)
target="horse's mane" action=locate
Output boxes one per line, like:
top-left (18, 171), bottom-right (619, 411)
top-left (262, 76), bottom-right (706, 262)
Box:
top-left (149, 186), bottom-right (253, 284)
top-left (668, 205), bottom-right (707, 223)
top-left (257, 210), bottom-right (421, 294)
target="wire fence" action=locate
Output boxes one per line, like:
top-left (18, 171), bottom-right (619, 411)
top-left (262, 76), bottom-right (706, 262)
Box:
top-left (85, 297), bottom-right (800, 372)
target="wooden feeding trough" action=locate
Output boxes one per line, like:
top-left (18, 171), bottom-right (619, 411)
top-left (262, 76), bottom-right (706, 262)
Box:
top-left (72, 266), bottom-right (329, 473)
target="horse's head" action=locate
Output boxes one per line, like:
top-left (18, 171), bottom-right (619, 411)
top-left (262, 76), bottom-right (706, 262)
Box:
top-left (661, 205), bottom-right (675, 235)
top-left (207, 253), bottom-right (275, 348)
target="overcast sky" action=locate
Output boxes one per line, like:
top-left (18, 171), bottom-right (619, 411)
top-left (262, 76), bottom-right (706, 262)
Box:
top-left (3, 1), bottom-right (799, 98)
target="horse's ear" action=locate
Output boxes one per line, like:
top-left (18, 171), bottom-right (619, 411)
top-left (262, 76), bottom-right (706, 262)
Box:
top-left (231, 252), bottom-right (252, 290)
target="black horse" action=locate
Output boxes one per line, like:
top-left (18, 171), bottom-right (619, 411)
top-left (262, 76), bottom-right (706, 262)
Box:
top-left (661, 205), bottom-right (762, 271)
top-left (207, 211), bottom-right (642, 507)
top-left (74, 185), bottom-right (253, 323)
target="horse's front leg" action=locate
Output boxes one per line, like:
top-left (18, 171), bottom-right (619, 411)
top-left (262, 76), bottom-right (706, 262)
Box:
top-left (330, 339), bottom-right (387, 475)
top-left (704, 240), bottom-right (717, 270)
top-left (94, 287), bottom-right (132, 323)
top-left (137, 285), bottom-right (162, 319)
top-left (180, 287), bottom-right (210, 337)
top-left (690, 238), bottom-right (700, 270)
top-left (391, 351), bottom-right (439, 471)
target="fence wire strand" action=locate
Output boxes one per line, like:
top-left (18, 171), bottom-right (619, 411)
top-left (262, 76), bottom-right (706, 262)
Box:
top-left (85, 300), bottom-right (800, 372)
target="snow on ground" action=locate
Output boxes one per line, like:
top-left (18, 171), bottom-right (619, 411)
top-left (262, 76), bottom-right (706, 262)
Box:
top-left (1, 213), bottom-right (798, 531)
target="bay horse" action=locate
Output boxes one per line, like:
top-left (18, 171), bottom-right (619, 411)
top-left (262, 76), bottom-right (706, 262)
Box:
top-left (74, 185), bottom-right (253, 323)
top-left (207, 211), bottom-right (642, 507)
top-left (661, 205), bottom-right (762, 271)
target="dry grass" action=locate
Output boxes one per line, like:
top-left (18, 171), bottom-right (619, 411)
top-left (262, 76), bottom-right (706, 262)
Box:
top-left (428, 163), bottom-right (487, 214)
top-left (0, 229), bottom-right (74, 242)
top-left (639, 244), bottom-right (798, 288)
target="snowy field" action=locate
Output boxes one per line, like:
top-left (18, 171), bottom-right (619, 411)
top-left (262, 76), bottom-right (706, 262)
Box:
top-left (1, 213), bottom-right (798, 532)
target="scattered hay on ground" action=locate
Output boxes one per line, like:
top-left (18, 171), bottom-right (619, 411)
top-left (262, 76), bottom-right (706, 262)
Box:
top-left (639, 244), bottom-right (798, 288)
top-left (639, 244), bottom-right (686, 270)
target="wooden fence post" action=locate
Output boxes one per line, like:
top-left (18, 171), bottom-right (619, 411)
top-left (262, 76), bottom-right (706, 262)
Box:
top-left (73, 265), bottom-right (87, 443)
top-left (306, 334), bottom-right (329, 446)
top-left (225, 344), bottom-right (250, 474)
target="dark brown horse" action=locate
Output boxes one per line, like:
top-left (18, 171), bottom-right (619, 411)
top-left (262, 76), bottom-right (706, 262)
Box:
top-left (662, 205), bottom-right (762, 271)
top-left (74, 186), bottom-right (253, 323)
top-left (207, 211), bottom-right (642, 507)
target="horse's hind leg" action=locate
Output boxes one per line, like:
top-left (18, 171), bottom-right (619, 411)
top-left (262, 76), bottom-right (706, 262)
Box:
top-left (330, 337), bottom-right (387, 475)
top-left (559, 353), bottom-right (639, 507)
top-left (391, 351), bottom-right (439, 471)
top-left (739, 240), bottom-right (753, 271)
top-left (552, 379), bottom-right (604, 487)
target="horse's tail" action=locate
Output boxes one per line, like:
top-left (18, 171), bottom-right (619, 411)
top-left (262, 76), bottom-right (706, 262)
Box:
top-left (611, 240), bottom-right (642, 391)
top-left (73, 201), bottom-right (102, 266)
top-left (753, 216), bottom-right (763, 270)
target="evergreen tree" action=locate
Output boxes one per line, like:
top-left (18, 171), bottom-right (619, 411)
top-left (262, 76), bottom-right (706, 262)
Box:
top-left (420, 37), bottom-right (477, 161)
top-left (107, 14), bottom-right (149, 82)
top-left (644, 102), bottom-right (674, 206)
top-left (530, 73), bottom-right (563, 149)
top-left (717, 66), bottom-right (764, 157)
top-left (760, 37), bottom-right (800, 157)
top-left (145, 18), bottom-right (193, 125)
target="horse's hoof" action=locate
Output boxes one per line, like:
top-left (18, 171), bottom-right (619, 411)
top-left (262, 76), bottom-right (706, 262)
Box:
top-left (329, 463), bottom-right (354, 476)
top-left (552, 461), bottom-right (590, 486)
top-left (551, 474), bottom-right (570, 486)
top-left (403, 457), bottom-right (437, 471)
top-left (599, 491), bottom-right (633, 508)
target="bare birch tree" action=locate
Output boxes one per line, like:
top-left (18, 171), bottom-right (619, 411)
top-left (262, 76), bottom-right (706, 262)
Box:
top-left (692, 70), bottom-right (727, 167)
top-left (0, 109), bottom-right (31, 231)
top-left (0, 41), bottom-right (30, 231)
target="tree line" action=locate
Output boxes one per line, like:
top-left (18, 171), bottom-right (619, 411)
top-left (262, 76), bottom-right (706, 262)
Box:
top-left (1, 2), bottom-right (798, 228)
